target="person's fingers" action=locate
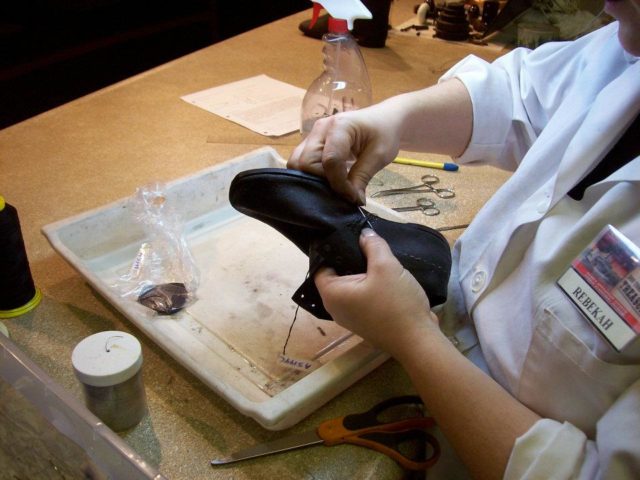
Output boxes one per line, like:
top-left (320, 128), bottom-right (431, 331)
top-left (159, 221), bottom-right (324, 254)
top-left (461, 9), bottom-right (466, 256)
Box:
top-left (358, 228), bottom-right (403, 275)
top-left (314, 266), bottom-right (338, 291)
top-left (360, 228), bottom-right (433, 313)
top-left (320, 116), bottom-right (364, 204)
top-left (326, 116), bottom-right (396, 205)
top-left (346, 165), bottom-right (372, 205)
top-left (315, 265), bottom-right (367, 293)
top-left (287, 141), bottom-right (306, 169)
top-left (289, 113), bottom-right (387, 206)
top-left (348, 128), bottom-right (399, 200)
top-left (287, 118), bottom-right (334, 177)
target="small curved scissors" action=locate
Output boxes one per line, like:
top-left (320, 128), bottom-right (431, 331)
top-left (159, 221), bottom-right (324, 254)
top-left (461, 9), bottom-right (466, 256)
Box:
top-left (371, 174), bottom-right (455, 199)
top-left (393, 197), bottom-right (440, 216)
top-left (212, 396), bottom-right (440, 471)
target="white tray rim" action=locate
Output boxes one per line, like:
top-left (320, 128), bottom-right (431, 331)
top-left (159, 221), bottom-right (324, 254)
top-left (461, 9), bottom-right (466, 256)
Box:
top-left (42, 147), bottom-right (396, 430)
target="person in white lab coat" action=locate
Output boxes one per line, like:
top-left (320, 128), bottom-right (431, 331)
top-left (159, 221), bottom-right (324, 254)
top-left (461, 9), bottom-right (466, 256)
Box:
top-left (288, 0), bottom-right (640, 478)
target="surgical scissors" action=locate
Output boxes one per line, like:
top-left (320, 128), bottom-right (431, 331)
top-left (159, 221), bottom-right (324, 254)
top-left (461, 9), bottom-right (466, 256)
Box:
top-left (371, 174), bottom-right (455, 199)
top-left (393, 198), bottom-right (440, 216)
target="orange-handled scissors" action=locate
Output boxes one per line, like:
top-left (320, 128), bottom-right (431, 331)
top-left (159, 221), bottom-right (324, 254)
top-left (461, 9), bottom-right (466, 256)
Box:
top-left (211, 396), bottom-right (440, 471)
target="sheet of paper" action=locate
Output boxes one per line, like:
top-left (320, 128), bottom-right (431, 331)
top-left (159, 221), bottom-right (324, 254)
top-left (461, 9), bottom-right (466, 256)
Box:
top-left (181, 74), bottom-right (306, 137)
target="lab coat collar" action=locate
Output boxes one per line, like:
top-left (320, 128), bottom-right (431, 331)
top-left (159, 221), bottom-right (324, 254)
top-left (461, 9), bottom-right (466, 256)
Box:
top-left (551, 60), bottom-right (640, 205)
top-left (623, 50), bottom-right (639, 64)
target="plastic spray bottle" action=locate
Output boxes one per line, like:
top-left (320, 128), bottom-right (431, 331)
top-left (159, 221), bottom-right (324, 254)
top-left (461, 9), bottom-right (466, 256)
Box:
top-left (300, 0), bottom-right (373, 136)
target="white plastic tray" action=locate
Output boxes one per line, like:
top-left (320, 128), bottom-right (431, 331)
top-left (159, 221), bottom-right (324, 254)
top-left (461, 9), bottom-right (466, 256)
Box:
top-left (42, 147), bottom-right (401, 430)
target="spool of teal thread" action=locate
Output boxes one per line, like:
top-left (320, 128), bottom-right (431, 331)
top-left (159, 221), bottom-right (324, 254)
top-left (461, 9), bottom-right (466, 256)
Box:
top-left (0, 195), bottom-right (41, 318)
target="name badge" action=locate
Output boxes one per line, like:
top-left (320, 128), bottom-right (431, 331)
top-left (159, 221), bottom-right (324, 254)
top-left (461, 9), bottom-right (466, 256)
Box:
top-left (557, 225), bottom-right (640, 351)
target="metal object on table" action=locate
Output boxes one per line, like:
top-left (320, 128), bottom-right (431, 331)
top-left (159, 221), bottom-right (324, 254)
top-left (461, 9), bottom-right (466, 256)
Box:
top-left (358, 205), bottom-right (375, 228)
top-left (436, 223), bottom-right (470, 232)
top-left (371, 174), bottom-right (455, 199)
top-left (211, 396), bottom-right (440, 471)
top-left (393, 198), bottom-right (440, 216)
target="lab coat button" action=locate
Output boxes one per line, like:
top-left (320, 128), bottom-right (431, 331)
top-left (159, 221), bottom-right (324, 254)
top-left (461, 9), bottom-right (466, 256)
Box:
top-left (471, 271), bottom-right (486, 292)
top-left (536, 199), bottom-right (548, 213)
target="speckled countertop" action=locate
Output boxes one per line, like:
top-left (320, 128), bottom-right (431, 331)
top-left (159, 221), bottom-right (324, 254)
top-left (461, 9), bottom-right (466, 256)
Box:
top-left (0, 2), bottom-right (512, 479)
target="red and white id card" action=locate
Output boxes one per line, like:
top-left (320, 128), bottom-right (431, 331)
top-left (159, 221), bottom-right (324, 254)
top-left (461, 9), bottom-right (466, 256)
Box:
top-left (557, 225), bottom-right (640, 351)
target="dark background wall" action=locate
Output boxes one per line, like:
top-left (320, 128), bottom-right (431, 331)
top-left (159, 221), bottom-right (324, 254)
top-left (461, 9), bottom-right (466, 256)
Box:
top-left (0, 0), bottom-right (309, 129)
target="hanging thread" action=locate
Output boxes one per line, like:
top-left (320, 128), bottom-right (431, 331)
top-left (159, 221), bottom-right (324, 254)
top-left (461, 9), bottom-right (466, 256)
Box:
top-left (105, 335), bottom-right (124, 352)
top-left (0, 196), bottom-right (41, 318)
top-left (282, 304), bottom-right (301, 356)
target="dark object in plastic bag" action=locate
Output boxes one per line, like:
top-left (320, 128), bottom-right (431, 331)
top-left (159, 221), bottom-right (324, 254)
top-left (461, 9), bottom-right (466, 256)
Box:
top-left (138, 282), bottom-right (189, 315)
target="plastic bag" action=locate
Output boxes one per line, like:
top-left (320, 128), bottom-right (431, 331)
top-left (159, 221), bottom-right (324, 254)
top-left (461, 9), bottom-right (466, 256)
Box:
top-left (113, 182), bottom-right (199, 314)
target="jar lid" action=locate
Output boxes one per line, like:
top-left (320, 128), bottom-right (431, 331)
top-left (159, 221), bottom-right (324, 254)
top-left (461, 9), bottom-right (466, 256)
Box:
top-left (72, 331), bottom-right (143, 387)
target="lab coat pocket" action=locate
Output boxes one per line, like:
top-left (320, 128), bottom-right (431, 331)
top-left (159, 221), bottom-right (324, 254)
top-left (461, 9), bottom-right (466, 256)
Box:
top-left (516, 295), bottom-right (640, 438)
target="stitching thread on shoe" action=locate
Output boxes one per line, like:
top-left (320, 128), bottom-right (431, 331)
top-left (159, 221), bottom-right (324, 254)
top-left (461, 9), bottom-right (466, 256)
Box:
top-left (401, 254), bottom-right (445, 270)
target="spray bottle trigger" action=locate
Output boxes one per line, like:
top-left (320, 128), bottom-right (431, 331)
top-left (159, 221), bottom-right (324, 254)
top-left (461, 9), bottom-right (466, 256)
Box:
top-left (309, 3), bottom-right (323, 29)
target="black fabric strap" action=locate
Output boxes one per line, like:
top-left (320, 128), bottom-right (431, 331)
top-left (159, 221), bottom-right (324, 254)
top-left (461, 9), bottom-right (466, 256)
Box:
top-left (568, 113), bottom-right (640, 201)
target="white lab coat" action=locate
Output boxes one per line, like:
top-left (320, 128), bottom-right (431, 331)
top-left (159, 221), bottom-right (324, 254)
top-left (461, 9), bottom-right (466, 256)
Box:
top-left (439, 22), bottom-right (640, 479)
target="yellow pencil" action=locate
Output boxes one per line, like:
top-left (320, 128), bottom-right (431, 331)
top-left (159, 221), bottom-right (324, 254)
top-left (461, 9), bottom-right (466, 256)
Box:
top-left (393, 157), bottom-right (459, 171)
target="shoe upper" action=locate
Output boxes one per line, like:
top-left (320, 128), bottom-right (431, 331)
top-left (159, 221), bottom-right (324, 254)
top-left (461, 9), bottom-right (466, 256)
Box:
top-left (229, 168), bottom-right (452, 320)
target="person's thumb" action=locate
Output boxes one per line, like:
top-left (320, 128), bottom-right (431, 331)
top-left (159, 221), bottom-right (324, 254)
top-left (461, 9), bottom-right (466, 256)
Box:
top-left (358, 228), bottom-right (395, 268)
top-left (348, 166), bottom-right (375, 206)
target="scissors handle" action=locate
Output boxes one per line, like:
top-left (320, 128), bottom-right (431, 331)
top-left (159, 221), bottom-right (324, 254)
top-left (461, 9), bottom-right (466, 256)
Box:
top-left (393, 198), bottom-right (440, 216)
top-left (393, 207), bottom-right (440, 216)
top-left (420, 174), bottom-right (440, 184)
top-left (434, 189), bottom-right (455, 199)
top-left (317, 396), bottom-right (440, 470)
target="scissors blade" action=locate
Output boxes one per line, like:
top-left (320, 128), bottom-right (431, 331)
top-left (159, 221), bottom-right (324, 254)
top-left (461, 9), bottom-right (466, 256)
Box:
top-left (211, 430), bottom-right (323, 465)
top-left (371, 189), bottom-right (412, 198)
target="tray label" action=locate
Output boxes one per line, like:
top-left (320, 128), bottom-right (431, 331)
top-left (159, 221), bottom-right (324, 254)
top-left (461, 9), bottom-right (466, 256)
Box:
top-left (278, 354), bottom-right (316, 371)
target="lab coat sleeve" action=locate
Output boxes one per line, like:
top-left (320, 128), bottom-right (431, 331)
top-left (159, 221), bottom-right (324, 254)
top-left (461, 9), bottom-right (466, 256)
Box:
top-left (505, 378), bottom-right (640, 479)
top-left (438, 23), bottom-right (619, 170)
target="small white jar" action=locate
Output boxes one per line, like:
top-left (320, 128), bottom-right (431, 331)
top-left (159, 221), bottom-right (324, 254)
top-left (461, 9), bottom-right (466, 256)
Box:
top-left (72, 331), bottom-right (147, 431)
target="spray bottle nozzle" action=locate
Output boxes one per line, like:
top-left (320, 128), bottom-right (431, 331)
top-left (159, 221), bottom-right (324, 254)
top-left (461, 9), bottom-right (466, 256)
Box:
top-left (310, 3), bottom-right (349, 33)
top-left (310, 0), bottom-right (372, 31)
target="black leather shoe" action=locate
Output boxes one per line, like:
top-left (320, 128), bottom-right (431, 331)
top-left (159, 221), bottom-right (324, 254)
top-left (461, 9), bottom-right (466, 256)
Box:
top-left (229, 168), bottom-right (452, 320)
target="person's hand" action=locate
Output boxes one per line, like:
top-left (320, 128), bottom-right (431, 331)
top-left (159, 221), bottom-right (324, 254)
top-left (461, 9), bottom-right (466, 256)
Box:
top-left (289, 81), bottom-right (472, 204)
top-left (314, 228), bottom-right (441, 357)
top-left (288, 104), bottom-right (403, 205)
